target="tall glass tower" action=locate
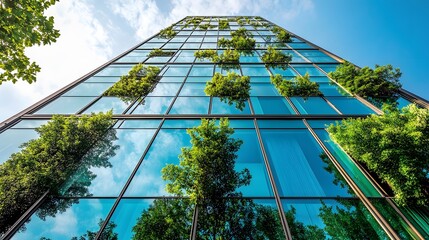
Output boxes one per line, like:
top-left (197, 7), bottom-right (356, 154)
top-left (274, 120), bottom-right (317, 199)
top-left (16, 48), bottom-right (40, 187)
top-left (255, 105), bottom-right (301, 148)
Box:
top-left (1, 16), bottom-right (428, 239)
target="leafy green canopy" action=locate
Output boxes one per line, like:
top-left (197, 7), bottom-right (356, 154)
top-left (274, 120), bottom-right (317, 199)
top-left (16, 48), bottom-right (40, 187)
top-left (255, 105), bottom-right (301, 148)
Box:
top-left (328, 61), bottom-right (402, 106)
top-left (271, 73), bottom-right (323, 99)
top-left (219, 20), bottom-right (230, 30)
top-left (194, 49), bottom-right (240, 65)
top-left (0, 0), bottom-right (60, 84)
top-left (205, 72), bottom-right (251, 110)
top-left (198, 23), bottom-right (215, 30)
top-left (328, 104), bottom-right (429, 206)
top-left (104, 64), bottom-right (160, 103)
top-left (162, 118), bottom-right (251, 203)
top-left (147, 48), bottom-right (175, 58)
top-left (218, 28), bottom-right (256, 55)
top-left (158, 26), bottom-right (177, 39)
top-left (261, 46), bottom-right (292, 70)
top-left (271, 26), bottom-right (291, 43)
top-left (0, 112), bottom-right (116, 235)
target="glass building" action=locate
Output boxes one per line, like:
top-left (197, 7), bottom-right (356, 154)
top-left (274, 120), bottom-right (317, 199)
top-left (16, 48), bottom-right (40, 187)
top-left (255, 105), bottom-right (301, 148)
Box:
top-left (1, 16), bottom-right (428, 239)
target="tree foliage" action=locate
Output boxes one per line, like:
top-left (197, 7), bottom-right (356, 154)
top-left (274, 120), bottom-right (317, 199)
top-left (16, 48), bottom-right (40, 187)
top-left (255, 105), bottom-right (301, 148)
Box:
top-left (194, 49), bottom-right (240, 65)
top-left (218, 28), bottom-right (256, 55)
top-left (158, 26), bottom-right (177, 39)
top-left (271, 73), bottom-right (323, 99)
top-left (204, 72), bottom-right (251, 110)
top-left (0, 0), bottom-right (60, 84)
top-left (218, 19), bottom-right (229, 30)
top-left (328, 61), bottom-right (402, 105)
top-left (271, 26), bottom-right (291, 43)
top-left (104, 64), bottom-right (160, 103)
top-left (261, 46), bottom-right (292, 70)
top-left (327, 104), bottom-right (429, 206)
top-left (0, 112), bottom-right (116, 235)
top-left (147, 48), bottom-right (175, 58)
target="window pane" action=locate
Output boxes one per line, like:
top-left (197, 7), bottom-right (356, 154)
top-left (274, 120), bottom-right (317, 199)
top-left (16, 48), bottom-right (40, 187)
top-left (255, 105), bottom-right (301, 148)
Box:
top-left (0, 129), bottom-right (38, 164)
top-left (169, 97), bottom-right (210, 114)
top-left (84, 97), bottom-right (130, 114)
top-left (35, 97), bottom-right (95, 114)
top-left (131, 97), bottom-right (174, 114)
top-left (290, 97), bottom-right (338, 115)
top-left (211, 98), bottom-right (251, 115)
top-left (62, 83), bottom-right (113, 97)
top-left (327, 97), bottom-right (375, 114)
top-left (251, 97), bottom-right (295, 114)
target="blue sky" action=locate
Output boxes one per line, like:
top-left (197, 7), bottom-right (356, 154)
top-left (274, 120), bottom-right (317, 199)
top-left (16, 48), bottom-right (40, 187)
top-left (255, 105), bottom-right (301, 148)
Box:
top-left (1, 0), bottom-right (428, 122)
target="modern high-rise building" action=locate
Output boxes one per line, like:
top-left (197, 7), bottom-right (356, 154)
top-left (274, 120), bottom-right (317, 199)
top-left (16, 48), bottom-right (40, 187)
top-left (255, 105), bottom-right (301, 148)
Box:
top-left (1, 16), bottom-right (428, 239)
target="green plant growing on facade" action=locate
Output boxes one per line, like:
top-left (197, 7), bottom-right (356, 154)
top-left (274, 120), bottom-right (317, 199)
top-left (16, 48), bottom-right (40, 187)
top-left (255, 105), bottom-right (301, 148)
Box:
top-left (271, 26), bottom-right (292, 43)
top-left (0, 0), bottom-right (61, 85)
top-left (158, 26), bottom-right (177, 39)
top-left (194, 49), bottom-right (218, 61)
top-left (194, 49), bottom-right (240, 65)
top-left (327, 104), bottom-right (429, 206)
top-left (328, 61), bottom-right (402, 106)
top-left (219, 20), bottom-right (230, 30)
top-left (218, 28), bottom-right (256, 55)
top-left (0, 112), bottom-right (117, 235)
top-left (261, 46), bottom-right (292, 70)
top-left (271, 73), bottom-right (323, 98)
top-left (147, 48), bottom-right (175, 58)
top-left (198, 23), bottom-right (215, 30)
top-left (104, 64), bottom-right (160, 103)
top-left (205, 72), bottom-right (250, 110)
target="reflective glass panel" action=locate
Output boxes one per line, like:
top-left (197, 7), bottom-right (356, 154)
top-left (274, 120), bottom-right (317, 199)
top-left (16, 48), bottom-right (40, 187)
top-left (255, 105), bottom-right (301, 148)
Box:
top-left (34, 97), bottom-right (95, 114)
top-left (290, 97), bottom-right (338, 115)
top-left (211, 98), bottom-right (251, 115)
top-left (131, 97), bottom-right (174, 114)
top-left (251, 97), bottom-right (295, 114)
top-left (169, 97), bottom-right (210, 114)
top-left (84, 97), bottom-right (130, 114)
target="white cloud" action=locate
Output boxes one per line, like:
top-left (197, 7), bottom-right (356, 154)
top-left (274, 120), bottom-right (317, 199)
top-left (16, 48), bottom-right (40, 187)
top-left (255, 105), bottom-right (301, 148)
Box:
top-left (0, 0), bottom-right (112, 123)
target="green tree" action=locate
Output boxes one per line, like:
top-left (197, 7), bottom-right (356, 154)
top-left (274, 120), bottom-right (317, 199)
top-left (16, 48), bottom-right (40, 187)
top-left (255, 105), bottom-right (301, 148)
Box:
top-left (104, 64), bottom-right (160, 103)
top-left (271, 26), bottom-right (291, 43)
top-left (0, 112), bottom-right (117, 235)
top-left (328, 61), bottom-right (402, 106)
top-left (194, 49), bottom-right (240, 66)
top-left (327, 104), bottom-right (429, 206)
top-left (271, 73), bottom-right (323, 99)
top-left (261, 46), bottom-right (292, 70)
top-left (147, 48), bottom-right (175, 57)
top-left (218, 28), bottom-right (256, 55)
top-left (204, 72), bottom-right (251, 110)
top-left (0, 0), bottom-right (60, 84)
top-left (158, 26), bottom-right (177, 39)
top-left (218, 19), bottom-right (229, 30)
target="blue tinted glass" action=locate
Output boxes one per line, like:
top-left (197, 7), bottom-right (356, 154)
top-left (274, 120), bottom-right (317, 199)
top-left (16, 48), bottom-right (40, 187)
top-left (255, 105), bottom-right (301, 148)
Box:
top-left (115, 50), bottom-right (149, 63)
top-left (211, 98), bottom-right (251, 115)
top-left (63, 83), bottom-right (113, 96)
top-left (189, 66), bottom-right (214, 76)
top-left (286, 50), bottom-right (307, 63)
top-left (131, 97), bottom-right (174, 114)
top-left (163, 42), bottom-right (182, 49)
top-left (159, 76), bottom-right (186, 82)
top-left (162, 119), bottom-right (202, 128)
top-left (162, 65), bottom-right (190, 76)
top-left (106, 198), bottom-right (192, 240)
top-left (11, 120), bottom-right (48, 128)
top-left (169, 36), bottom-right (188, 42)
top-left (169, 97), bottom-right (209, 114)
top-left (139, 42), bottom-right (164, 48)
top-left (315, 129), bottom-right (380, 197)
top-left (125, 129), bottom-right (191, 196)
top-left (261, 129), bottom-right (352, 197)
top-left (241, 66), bottom-right (270, 76)
top-left (147, 83), bottom-right (181, 96)
top-left (397, 97), bottom-right (412, 109)
top-left (251, 97), bottom-right (295, 114)
top-left (84, 76), bottom-right (120, 83)
top-left (290, 97), bottom-right (338, 115)
top-left (270, 67), bottom-right (296, 76)
top-left (34, 97), bottom-right (95, 114)
top-left (257, 120), bottom-right (306, 128)
top-left (60, 129), bottom-right (156, 197)
top-left (240, 55), bottom-right (262, 63)
top-left (288, 42), bottom-right (315, 49)
top-left (186, 76), bottom-right (212, 83)
top-left (182, 43), bottom-right (201, 49)
top-left (297, 50), bottom-right (337, 62)
top-left (310, 76), bottom-right (332, 83)
top-left (281, 199), bottom-right (388, 239)
top-left (12, 198), bottom-right (115, 240)
top-left (84, 97), bottom-right (129, 114)
top-left (120, 120), bottom-right (161, 128)
top-left (214, 66), bottom-right (241, 75)
top-left (179, 83), bottom-right (207, 96)
top-left (292, 65), bottom-right (326, 76)
top-left (228, 120), bottom-right (255, 129)
top-left (200, 43), bottom-right (217, 49)
top-left (318, 83), bottom-right (350, 97)
top-left (186, 37), bottom-right (203, 42)
top-left (250, 83), bottom-right (280, 96)
top-left (317, 64), bottom-right (339, 74)
top-left (0, 129), bottom-right (38, 164)
top-left (307, 120), bottom-right (337, 129)
top-left (327, 97), bottom-right (375, 114)
top-left (94, 65), bottom-right (133, 76)
top-left (145, 56), bottom-right (171, 63)
top-left (233, 129), bottom-right (273, 196)
top-left (249, 76), bottom-right (270, 83)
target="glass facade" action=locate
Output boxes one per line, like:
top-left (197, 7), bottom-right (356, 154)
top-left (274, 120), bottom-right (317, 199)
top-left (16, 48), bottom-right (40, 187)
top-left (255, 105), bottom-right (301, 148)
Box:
top-left (1, 16), bottom-right (428, 239)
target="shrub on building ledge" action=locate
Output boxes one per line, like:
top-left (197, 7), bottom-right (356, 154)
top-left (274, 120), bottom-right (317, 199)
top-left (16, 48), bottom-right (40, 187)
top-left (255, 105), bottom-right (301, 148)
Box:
top-left (261, 46), bottom-right (292, 70)
top-left (194, 49), bottom-right (240, 65)
top-left (271, 73), bottom-right (323, 98)
top-left (271, 26), bottom-right (291, 43)
top-left (328, 61), bottom-right (402, 106)
top-left (219, 20), bottom-right (229, 30)
top-left (104, 64), bottom-right (160, 103)
top-left (327, 104), bottom-right (429, 206)
top-left (148, 49), bottom-right (175, 58)
top-left (158, 26), bottom-right (177, 39)
top-left (218, 28), bottom-right (256, 55)
top-left (205, 72), bottom-right (250, 110)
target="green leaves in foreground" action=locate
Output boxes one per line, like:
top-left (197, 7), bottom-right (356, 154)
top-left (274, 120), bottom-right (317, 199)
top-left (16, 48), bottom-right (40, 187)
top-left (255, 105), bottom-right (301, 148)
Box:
top-left (271, 73), bottom-right (323, 99)
top-left (271, 26), bottom-right (291, 43)
top-left (328, 61), bottom-right (402, 106)
top-left (162, 118), bottom-right (251, 204)
top-left (0, 0), bottom-right (60, 84)
top-left (205, 72), bottom-right (251, 110)
top-left (327, 104), bottom-right (429, 206)
top-left (158, 26), bottom-right (177, 39)
top-left (104, 64), bottom-right (160, 103)
top-left (0, 112), bottom-right (116, 235)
